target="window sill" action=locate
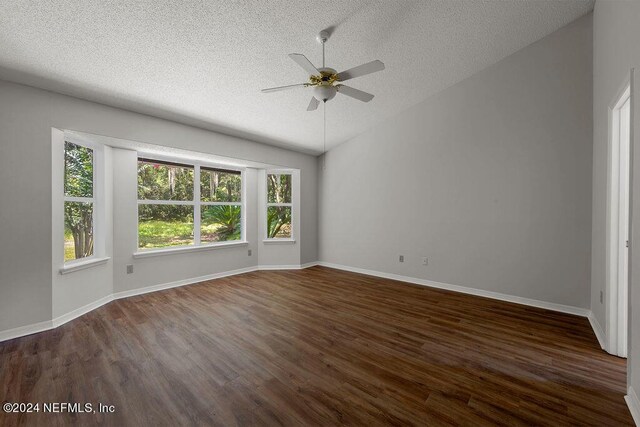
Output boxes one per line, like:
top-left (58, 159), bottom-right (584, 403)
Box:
top-left (133, 241), bottom-right (249, 259)
top-left (262, 238), bottom-right (296, 245)
top-left (59, 257), bottom-right (110, 275)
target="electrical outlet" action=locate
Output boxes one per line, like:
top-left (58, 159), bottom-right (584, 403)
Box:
top-left (600, 291), bottom-right (603, 304)
top-left (399, 255), bottom-right (404, 263)
top-left (126, 264), bottom-right (134, 274)
top-left (248, 249), bottom-right (252, 256)
top-left (422, 257), bottom-right (428, 266)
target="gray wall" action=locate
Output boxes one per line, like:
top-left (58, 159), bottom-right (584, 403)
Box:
top-left (0, 80), bottom-right (318, 332)
top-left (319, 14), bottom-right (593, 308)
top-left (592, 0), bottom-right (640, 399)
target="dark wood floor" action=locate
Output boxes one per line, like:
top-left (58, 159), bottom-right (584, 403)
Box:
top-left (0, 266), bottom-right (632, 426)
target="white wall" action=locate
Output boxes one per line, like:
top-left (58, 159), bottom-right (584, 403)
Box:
top-left (319, 14), bottom-right (593, 308)
top-left (592, 0), bottom-right (640, 405)
top-left (0, 79), bottom-right (318, 334)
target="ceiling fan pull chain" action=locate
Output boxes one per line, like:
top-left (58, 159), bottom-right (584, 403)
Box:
top-left (323, 100), bottom-right (327, 170)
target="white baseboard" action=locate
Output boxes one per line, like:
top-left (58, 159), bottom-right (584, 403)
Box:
top-left (301, 261), bottom-right (320, 269)
top-left (112, 266), bottom-right (259, 300)
top-left (317, 262), bottom-right (591, 317)
top-left (0, 319), bottom-right (54, 342)
top-left (588, 311), bottom-right (607, 350)
top-left (0, 262), bottom-right (318, 342)
top-left (258, 265), bottom-right (303, 270)
top-left (626, 386), bottom-right (640, 426)
top-left (52, 294), bottom-right (114, 328)
top-left (258, 262), bottom-right (319, 270)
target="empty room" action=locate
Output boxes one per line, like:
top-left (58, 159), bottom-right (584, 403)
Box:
top-left (1, 0), bottom-right (640, 425)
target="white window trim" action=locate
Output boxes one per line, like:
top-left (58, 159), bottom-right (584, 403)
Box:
top-left (262, 238), bottom-right (296, 244)
top-left (136, 154), bottom-right (246, 254)
top-left (264, 170), bottom-right (295, 242)
top-left (133, 241), bottom-right (248, 258)
top-left (62, 136), bottom-right (104, 267)
top-left (60, 256), bottom-right (110, 274)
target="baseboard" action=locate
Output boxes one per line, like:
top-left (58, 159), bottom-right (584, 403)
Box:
top-left (112, 266), bottom-right (259, 300)
top-left (317, 262), bottom-right (591, 317)
top-left (0, 262), bottom-right (319, 342)
top-left (52, 294), bottom-right (114, 328)
top-left (258, 262), bottom-right (319, 270)
top-left (588, 311), bottom-right (607, 350)
top-left (258, 265), bottom-right (303, 270)
top-left (626, 386), bottom-right (640, 426)
top-left (301, 261), bottom-right (320, 269)
top-left (0, 319), bottom-right (53, 342)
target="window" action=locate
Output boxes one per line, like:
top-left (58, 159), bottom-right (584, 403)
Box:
top-left (200, 167), bottom-right (242, 243)
top-left (137, 159), bottom-right (195, 249)
top-left (64, 141), bottom-right (95, 262)
top-left (266, 173), bottom-right (292, 239)
top-left (137, 157), bottom-right (243, 251)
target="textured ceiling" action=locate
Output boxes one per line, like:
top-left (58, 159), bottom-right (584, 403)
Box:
top-left (0, 0), bottom-right (593, 154)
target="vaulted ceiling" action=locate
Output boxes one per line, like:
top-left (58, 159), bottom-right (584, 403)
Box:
top-left (0, 0), bottom-right (593, 154)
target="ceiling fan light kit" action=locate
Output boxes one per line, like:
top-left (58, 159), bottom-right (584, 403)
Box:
top-left (313, 84), bottom-right (337, 102)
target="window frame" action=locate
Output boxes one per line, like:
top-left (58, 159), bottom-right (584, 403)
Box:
top-left (264, 170), bottom-right (294, 242)
top-left (136, 154), bottom-right (246, 253)
top-left (62, 138), bottom-right (99, 265)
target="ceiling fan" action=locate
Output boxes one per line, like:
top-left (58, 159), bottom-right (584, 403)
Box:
top-left (261, 30), bottom-right (385, 111)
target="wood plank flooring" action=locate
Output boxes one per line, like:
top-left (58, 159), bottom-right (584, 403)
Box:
top-left (0, 266), bottom-right (632, 426)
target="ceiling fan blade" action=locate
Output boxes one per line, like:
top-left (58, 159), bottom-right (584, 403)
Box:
top-left (336, 60), bottom-right (385, 81)
top-left (307, 97), bottom-right (320, 111)
top-left (261, 83), bottom-right (308, 93)
top-left (336, 85), bottom-right (374, 102)
top-left (288, 53), bottom-right (319, 76)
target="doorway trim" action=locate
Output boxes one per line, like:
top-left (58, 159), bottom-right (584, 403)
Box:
top-left (606, 70), bottom-right (633, 357)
